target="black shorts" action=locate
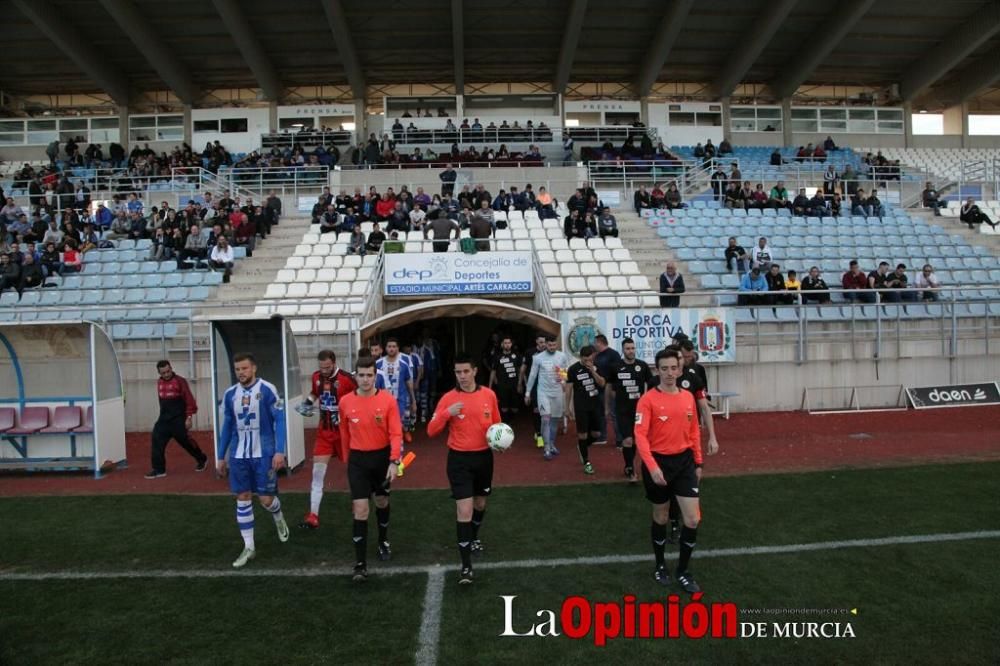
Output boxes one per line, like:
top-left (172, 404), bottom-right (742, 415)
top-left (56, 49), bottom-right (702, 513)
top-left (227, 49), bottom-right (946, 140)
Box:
top-left (347, 447), bottom-right (391, 500)
top-left (447, 449), bottom-right (494, 500)
top-left (496, 383), bottom-right (519, 412)
top-left (641, 448), bottom-right (699, 504)
top-left (616, 406), bottom-right (637, 441)
top-left (574, 405), bottom-right (601, 436)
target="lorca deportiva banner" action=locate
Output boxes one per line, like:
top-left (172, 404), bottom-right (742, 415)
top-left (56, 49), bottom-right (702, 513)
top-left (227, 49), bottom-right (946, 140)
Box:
top-left (560, 309), bottom-right (735, 364)
top-left (385, 251), bottom-right (533, 296)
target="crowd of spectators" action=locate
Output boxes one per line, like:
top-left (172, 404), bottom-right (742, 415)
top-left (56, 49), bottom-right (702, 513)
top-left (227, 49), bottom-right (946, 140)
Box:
top-left (0, 188), bottom-right (282, 296)
top-left (307, 179), bottom-right (565, 254)
top-left (350, 130), bottom-right (546, 168)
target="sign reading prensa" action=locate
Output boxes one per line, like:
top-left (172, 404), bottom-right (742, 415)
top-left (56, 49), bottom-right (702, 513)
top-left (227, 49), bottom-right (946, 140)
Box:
top-left (905, 382), bottom-right (1000, 409)
top-left (384, 251), bottom-right (533, 296)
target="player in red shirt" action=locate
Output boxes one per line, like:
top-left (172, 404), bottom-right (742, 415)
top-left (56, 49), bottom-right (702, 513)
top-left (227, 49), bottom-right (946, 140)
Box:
top-left (339, 355), bottom-right (403, 581)
top-left (296, 350), bottom-right (357, 530)
top-left (634, 348), bottom-right (708, 594)
top-left (427, 352), bottom-right (501, 585)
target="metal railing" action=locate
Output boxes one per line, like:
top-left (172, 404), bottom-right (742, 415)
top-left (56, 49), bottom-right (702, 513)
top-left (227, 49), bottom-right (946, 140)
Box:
top-left (170, 166), bottom-right (261, 202)
top-left (261, 130), bottom-right (354, 150)
top-left (337, 159), bottom-right (549, 170)
top-left (543, 286), bottom-right (996, 363)
top-left (381, 126), bottom-right (557, 145)
top-left (217, 165), bottom-right (329, 199)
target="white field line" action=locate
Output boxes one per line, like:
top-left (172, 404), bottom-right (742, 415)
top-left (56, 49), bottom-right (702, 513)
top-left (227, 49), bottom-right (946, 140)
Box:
top-left (1, 529), bottom-right (997, 582)
top-left (414, 569), bottom-right (445, 666)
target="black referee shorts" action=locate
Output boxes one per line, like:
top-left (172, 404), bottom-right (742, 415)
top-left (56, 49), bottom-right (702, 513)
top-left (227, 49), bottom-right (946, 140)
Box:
top-left (347, 447), bottom-right (391, 500)
top-left (447, 448), bottom-right (494, 500)
top-left (641, 448), bottom-right (699, 504)
top-left (574, 406), bottom-right (601, 436)
top-left (496, 383), bottom-right (519, 412)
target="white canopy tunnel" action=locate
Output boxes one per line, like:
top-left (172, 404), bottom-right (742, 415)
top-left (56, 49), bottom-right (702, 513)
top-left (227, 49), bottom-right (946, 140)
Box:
top-left (0, 321), bottom-right (126, 477)
top-left (360, 298), bottom-right (562, 342)
top-left (199, 315), bottom-right (306, 471)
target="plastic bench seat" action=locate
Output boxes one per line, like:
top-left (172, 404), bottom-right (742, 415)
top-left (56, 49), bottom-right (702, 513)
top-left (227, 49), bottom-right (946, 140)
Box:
top-left (7, 406), bottom-right (50, 434)
top-left (39, 405), bottom-right (82, 433)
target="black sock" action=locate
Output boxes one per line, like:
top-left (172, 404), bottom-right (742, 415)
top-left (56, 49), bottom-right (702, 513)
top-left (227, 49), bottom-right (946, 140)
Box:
top-left (651, 521), bottom-right (667, 567)
top-left (376, 506), bottom-right (390, 543)
top-left (353, 518), bottom-right (367, 566)
top-left (677, 525), bottom-right (698, 575)
top-left (457, 521), bottom-right (474, 569)
top-left (577, 438), bottom-right (590, 464)
top-left (471, 508), bottom-right (485, 540)
top-left (668, 499), bottom-right (680, 523)
top-left (622, 445), bottom-right (636, 470)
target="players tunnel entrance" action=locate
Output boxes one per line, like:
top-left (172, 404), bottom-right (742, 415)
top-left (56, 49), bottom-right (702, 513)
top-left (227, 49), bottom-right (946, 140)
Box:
top-left (359, 299), bottom-right (561, 393)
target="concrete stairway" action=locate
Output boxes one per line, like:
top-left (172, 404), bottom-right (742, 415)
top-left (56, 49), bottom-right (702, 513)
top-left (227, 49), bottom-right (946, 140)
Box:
top-left (616, 211), bottom-right (713, 305)
top-left (909, 208), bottom-right (1000, 257)
top-left (199, 214), bottom-right (314, 313)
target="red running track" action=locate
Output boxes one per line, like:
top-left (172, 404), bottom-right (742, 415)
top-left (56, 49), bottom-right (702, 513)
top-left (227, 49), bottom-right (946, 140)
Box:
top-left (1, 406), bottom-right (998, 497)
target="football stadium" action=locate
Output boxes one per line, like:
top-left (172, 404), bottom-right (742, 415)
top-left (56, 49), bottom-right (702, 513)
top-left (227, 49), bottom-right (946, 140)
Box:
top-left (1, 0), bottom-right (999, 663)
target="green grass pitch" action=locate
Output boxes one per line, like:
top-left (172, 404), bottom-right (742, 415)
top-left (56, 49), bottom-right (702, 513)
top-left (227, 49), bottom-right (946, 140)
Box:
top-left (1, 462), bottom-right (998, 664)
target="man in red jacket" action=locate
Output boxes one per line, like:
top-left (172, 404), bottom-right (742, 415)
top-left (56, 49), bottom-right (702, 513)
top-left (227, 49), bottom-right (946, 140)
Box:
top-left (427, 353), bottom-right (501, 585)
top-left (146, 360), bottom-right (208, 479)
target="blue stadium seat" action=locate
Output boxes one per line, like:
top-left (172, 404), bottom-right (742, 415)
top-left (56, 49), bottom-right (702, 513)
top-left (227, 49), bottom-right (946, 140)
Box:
top-left (157, 261), bottom-right (176, 273)
top-left (181, 272), bottom-right (203, 287)
top-left (188, 286), bottom-right (210, 301)
top-left (117, 239), bottom-right (136, 250)
top-left (123, 288), bottom-right (145, 304)
top-left (38, 290), bottom-right (61, 306)
top-left (146, 288), bottom-right (168, 302)
top-left (19, 292), bottom-right (41, 307)
top-left (700, 274), bottom-right (722, 289)
top-left (119, 261), bottom-right (140, 274)
top-left (139, 262), bottom-right (159, 274)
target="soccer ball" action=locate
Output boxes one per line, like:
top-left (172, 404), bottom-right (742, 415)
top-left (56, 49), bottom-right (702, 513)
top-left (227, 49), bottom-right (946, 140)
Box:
top-left (486, 423), bottom-right (515, 452)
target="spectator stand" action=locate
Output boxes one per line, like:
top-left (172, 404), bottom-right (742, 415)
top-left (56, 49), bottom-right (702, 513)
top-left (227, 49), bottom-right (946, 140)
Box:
top-left (0, 321), bottom-right (126, 477)
top-left (202, 315), bottom-right (306, 471)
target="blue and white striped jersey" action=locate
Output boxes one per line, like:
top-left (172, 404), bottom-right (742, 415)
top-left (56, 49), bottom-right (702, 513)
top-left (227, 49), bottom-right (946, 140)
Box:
top-left (218, 378), bottom-right (287, 460)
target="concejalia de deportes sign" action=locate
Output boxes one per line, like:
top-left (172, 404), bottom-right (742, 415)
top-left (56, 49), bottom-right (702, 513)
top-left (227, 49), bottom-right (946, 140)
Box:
top-left (905, 382), bottom-right (1000, 409)
top-left (384, 251), bottom-right (533, 296)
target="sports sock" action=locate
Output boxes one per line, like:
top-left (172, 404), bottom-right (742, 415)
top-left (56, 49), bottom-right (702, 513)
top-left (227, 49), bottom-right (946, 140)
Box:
top-left (577, 437), bottom-right (590, 464)
top-left (540, 415), bottom-right (553, 451)
top-left (471, 508), bottom-right (485, 540)
top-left (264, 496), bottom-right (284, 524)
top-left (236, 500), bottom-right (254, 550)
top-left (376, 505), bottom-right (391, 543)
top-left (651, 521), bottom-right (667, 568)
top-left (547, 417), bottom-right (559, 448)
top-left (622, 445), bottom-right (636, 470)
top-left (309, 462), bottom-right (327, 515)
top-left (677, 525), bottom-right (698, 575)
top-left (457, 521), bottom-right (473, 569)
top-left (353, 518), bottom-right (368, 565)
top-left (668, 499), bottom-right (680, 523)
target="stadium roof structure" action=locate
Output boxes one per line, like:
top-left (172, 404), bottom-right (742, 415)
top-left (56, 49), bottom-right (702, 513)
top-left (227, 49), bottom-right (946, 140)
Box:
top-left (2, 0), bottom-right (1000, 110)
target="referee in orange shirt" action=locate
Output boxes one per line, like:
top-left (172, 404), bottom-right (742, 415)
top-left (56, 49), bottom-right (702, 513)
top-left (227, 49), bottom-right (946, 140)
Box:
top-left (634, 348), bottom-right (708, 593)
top-left (339, 356), bottom-right (404, 581)
top-left (427, 352), bottom-right (501, 585)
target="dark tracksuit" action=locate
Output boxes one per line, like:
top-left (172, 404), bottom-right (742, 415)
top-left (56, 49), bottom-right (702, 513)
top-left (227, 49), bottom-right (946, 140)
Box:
top-left (151, 374), bottom-right (206, 473)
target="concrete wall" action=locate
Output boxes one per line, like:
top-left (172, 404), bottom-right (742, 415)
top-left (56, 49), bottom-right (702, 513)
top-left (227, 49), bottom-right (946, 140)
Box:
top-left (332, 165), bottom-right (586, 201)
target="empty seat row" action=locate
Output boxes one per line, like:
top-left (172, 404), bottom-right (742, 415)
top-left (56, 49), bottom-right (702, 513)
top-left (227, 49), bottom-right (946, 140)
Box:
top-left (0, 405), bottom-right (93, 435)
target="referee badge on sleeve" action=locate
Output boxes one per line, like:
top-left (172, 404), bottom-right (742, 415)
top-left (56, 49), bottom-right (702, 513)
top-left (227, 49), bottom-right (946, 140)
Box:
top-left (634, 413), bottom-right (643, 424)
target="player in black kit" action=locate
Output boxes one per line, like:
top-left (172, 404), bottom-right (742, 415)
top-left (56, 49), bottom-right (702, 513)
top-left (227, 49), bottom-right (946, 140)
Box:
top-left (564, 345), bottom-right (606, 475)
top-left (488, 335), bottom-right (524, 423)
top-left (606, 337), bottom-right (654, 483)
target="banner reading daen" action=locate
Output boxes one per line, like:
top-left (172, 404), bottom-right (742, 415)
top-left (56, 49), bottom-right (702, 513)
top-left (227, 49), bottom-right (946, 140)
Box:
top-left (559, 308), bottom-right (735, 364)
top-left (384, 251), bottom-right (533, 296)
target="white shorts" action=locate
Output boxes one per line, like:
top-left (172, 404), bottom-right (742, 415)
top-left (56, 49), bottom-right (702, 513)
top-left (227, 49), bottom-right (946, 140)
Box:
top-left (536, 391), bottom-right (565, 418)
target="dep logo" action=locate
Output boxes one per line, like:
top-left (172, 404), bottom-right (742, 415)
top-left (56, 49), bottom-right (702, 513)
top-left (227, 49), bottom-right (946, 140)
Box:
top-left (391, 257), bottom-right (449, 281)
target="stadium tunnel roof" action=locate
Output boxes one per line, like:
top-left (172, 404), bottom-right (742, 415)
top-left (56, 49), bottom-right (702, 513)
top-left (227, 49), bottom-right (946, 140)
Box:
top-left (1, 0), bottom-right (999, 110)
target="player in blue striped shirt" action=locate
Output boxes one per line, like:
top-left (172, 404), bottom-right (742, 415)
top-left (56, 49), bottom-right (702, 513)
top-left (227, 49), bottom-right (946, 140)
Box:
top-left (217, 352), bottom-right (290, 568)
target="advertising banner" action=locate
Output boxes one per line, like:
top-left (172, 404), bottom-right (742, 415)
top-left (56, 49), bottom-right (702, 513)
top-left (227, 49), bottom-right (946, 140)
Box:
top-left (559, 309), bottom-right (735, 363)
top-left (385, 251), bottom-right (533, 296)
top-left (905, 382), bottom-right (1000, 409)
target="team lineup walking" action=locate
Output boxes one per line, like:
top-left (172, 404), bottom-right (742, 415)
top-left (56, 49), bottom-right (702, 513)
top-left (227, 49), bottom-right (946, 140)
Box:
top-left (215, 332), bottom-right (719, 592)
